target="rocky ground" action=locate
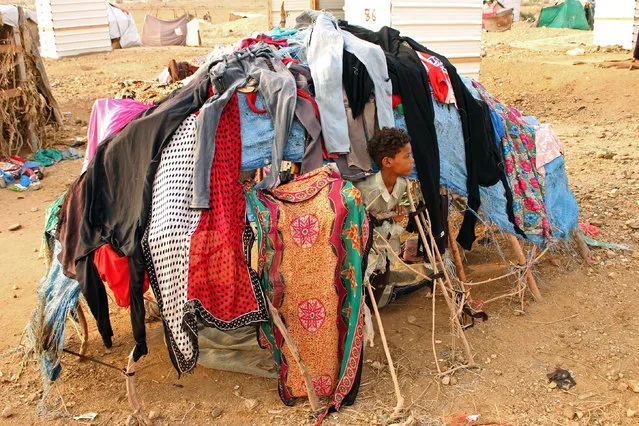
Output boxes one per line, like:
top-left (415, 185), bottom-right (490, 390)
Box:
top-left (1, 16), bottom-right (639, 426)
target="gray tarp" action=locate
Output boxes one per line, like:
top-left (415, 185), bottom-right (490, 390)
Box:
top-left (141, 14), bottom-right (188, 46)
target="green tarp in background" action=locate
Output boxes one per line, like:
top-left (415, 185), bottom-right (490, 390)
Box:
top-left (538, 0), bottom-right (590, 31)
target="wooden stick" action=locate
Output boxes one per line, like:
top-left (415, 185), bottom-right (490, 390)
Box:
top-left (125, 351), bottom-right (151, 426)
top-left (365, 281), bottom-right (405, 419)
top-left (431, 284), bottom-right (441, 374)
top-left (267, 300), bottom-right (322, 413)
top-left (572, 228), bottom-right (592, 263)
top-left (406, 183), bottom-right (474, 365)
top-left (507, 233), bottom-right (543, 302)
top-left (76, 304), bottom-right (89, 357)
top-left (447, 223), bottom-right (467, 282)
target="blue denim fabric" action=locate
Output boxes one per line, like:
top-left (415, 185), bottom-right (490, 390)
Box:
top-left (238, 92), bottom-right (305, 170)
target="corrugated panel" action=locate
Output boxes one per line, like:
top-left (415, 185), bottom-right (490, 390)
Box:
top-left (391, 1), bottom-right (482, 78)
top-left (593, 0), bottom-right (636, 49)
top-left (634, 1), bottom-right (639, 48)
top-left (344, 0), bottom-right (482, 78)
top-left (36, 0), bottom-right (111, 58)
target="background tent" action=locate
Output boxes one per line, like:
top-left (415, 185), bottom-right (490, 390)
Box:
top-left (107, 4), bottom-right (141, 49)
top-left (141, 14), bottom-right (187, 46)
top-left (538, 0), bottom-right (590, 30)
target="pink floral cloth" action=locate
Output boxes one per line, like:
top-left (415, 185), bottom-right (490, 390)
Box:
top-left (473, 81), bottom-right (551, 242)
top-left (533, 123), bottom-right (564, 176)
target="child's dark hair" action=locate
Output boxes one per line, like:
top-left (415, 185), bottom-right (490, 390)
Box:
top-left (367, 128), bottom-right (412, 168)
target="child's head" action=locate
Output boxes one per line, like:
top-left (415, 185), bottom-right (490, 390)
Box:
top-left (368, 128), bottom-right (414, 177)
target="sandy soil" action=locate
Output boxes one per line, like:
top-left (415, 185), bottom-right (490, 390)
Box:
top-left (1, 15), bottom-right (639, 426)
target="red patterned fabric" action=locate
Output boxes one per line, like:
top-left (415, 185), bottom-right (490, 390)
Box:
top-left (187, 93), bottom-right (261, 322)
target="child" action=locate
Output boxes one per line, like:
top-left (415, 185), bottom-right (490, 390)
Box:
top-left (355, 128), bottom-right (430, 308)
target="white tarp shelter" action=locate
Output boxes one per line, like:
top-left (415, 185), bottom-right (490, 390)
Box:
top-left (107, 3), bottom-right (141, 48)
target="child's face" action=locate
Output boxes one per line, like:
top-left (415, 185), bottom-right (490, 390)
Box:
top-left (383, 144), bottom-right (414, 177)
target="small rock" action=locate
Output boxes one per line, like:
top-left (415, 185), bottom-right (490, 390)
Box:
top-left (449, 376), bottom-right (458, 385)
top-left (30, 207), bottom-right (39, 212)
top-left (628, 380), bottom-right (639, 393)
top-left (563, 406), bottom-right (576, 420)
top-left (618, 382), bottom-right (629, 392)
top-left (441, 375), bottom-right (451, 385)
top-left (233, 385), bottom-right (240, 390)
top-left (608, 272), bottom-right (617, 280)
top-left (210, 407), bottom-right (222, 419)
top-left (12, 285), bottom-right (19, 290)
top-left (244, 398), bottom-right (259, 410)
top-left (148, 411), bottom-right (159, 420)
top-left (407, 315), bottom-right (417, 324)
top-left (1, 406), bottom-right (14, 418)
top-left (8, 224), bottom-right (21, 231)
top-left (627, 221), bottom-right (639, 230)
top-left (495, 370), bottom-right (503, 376)
top-left (549, 381), bottom-right (558, 389)
top-left (632, 252), bottom-right (639, 259)
top-left (370, 361), bottom-right (384, 371)
top-left (491, 354), bottom-right (497, 359)
top-left (628, 408), bottom-right (638, 418)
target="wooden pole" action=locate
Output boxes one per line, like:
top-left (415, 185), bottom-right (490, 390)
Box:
top-left (125, 351), bottom-right (152, 426)
top-left (447, 222), bottom-right (467, 282)
top-left (365, 281), bottom-right (405, 419)
top-left (406, 182), bottom-right (475, 366)
top-left (572, 228), bottom-right (592, 263)
top-left (14, 7), bottom-right (39, 152)
top-left (76, 304), bottom-right (89, 357)
top-left (267, 300), bottom-right (322, 413)
top-left (507, 233), bottom-right (543, 302)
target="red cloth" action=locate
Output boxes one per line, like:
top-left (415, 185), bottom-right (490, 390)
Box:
top-left (246, 91), bottom-right (267, 114)
top-left (282, 57), bottom-right (300, 65)
top-left (392, 94), bottom-right (403, 110)
top-left (240, 34), bottom-right (288, 49)
top-left (94, 245), bottom-right (150, 308)
top-left (416, 51), bottom-right (456, 105)
top-left (187, 93), bottom-right (261, 322)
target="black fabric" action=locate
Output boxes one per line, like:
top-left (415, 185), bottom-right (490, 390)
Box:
top-left (401, 37), bottom-right (502, 251)
top-left (339, 23), bottom-right (505, 251)
top-left (75, 251), bottom-right (113, 348)
top-left (342, 50), bottom-right (374, 119)
top-left (338, 23), bottom-right (445, 250)
top-left (73, 68), bottom-right (211, 359)
top-left (634, 32), bottom-right (639, 60)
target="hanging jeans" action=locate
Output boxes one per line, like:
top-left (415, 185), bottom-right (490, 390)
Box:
top-left (307, 15), bottom-right (393, 154)
top-left (192, 44), bottom-right (297, 208)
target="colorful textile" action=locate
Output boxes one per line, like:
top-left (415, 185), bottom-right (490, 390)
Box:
top-left (187, 92), bottom-right (267, 327)
top-left (93, 245), bottom-right (150, 308)
top-left (27, 240), bottom-right (81, 382)
top-left (472, 81), bottom-right (551, 241)
top-left (246, 167), bottom-right (368, 413)
top-left (533, 123), bottom-right (564, 175)
top-left (416, 51), bottom-right (456, 105)
top-left (32, 149), bottom-right (62, 167)
top-left (84, 98), bottom-right (153, 172)
top-left (40, 192), bottom-right (66, 265)
top-left (144, 102), bottom-right (267, 375)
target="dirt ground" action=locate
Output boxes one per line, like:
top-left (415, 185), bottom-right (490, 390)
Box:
top-left (1, 11), bottom-right (639, 426)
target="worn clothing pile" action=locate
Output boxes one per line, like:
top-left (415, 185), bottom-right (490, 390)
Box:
top-left (30, 11), bottom-right (579, 415)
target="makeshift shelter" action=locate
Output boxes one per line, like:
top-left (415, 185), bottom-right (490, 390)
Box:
top-left (537, 0), bottom-right (590, 30)
top-left (140, 14), bottom-right (187, 46)
top-left (24, 10), bottom-right (589, 424)
top-left (107, 3), bottom-right (141, 49)
top-left (0, 6), bottom-right (61, 156)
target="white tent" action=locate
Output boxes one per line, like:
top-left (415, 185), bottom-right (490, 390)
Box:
top-left (107, 3), bottom-right (141, 49)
